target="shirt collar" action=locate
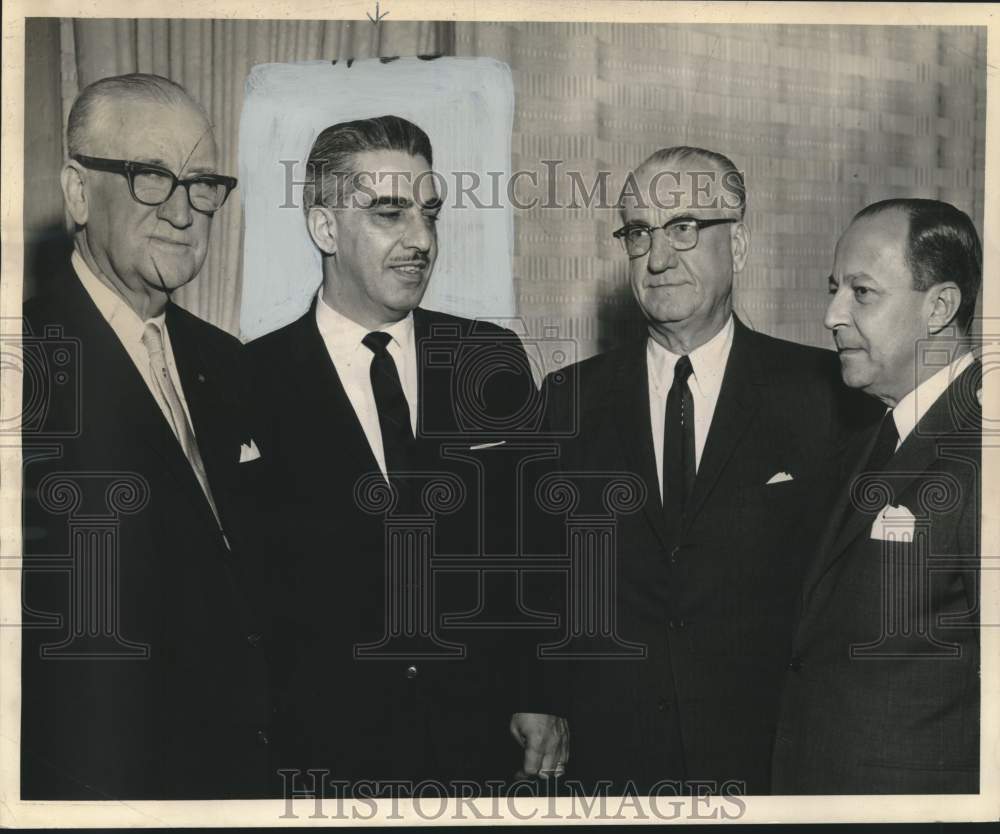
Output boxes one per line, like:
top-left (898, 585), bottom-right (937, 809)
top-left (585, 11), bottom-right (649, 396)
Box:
top-left (71, 249), bottom-right (165, 335)
top-left (891, 349), bottom-right (975, 445)
top-left (315, 288), bottom-right (415, 357)
top-left (647, 315), bottom-right (734, 400)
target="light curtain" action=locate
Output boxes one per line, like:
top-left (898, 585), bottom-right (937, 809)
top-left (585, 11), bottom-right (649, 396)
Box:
top-left (54, 18), bottom-right (452, 335)
top-left (455, 23), bottom-right (986, 359)
top-left (37, 21), bottom-right (986, 354)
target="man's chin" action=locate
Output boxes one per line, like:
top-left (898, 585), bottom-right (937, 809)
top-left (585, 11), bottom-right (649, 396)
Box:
top-left (838, 356), bottom-right (873, 391)
top-left (144, 254), bottom-right (202, 294)
top-left (142, 268), bottom-right (198, 295)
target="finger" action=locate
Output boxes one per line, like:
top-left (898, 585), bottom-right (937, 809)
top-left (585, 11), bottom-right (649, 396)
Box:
top-left (509, 715), bottom-right (526, 746)
top-left (522, 741), bottom-right (544, 777)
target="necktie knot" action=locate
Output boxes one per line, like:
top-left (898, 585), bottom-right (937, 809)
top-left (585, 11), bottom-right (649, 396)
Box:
top-left (363, 331), bottom-right (393, 357)
top-left (141, 321), bottom-right (166, 358)
top-left (673, 354), bottom-right (693, 386)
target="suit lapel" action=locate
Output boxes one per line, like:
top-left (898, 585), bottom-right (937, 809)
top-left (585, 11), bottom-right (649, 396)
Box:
top-left (165, 304), bottom-right (238, 533)
top-left (802, 360), bottom-right (981, 604)
top-left (288, 302), bottom-right (383, 477)
top-left (611, 342), bottom-right (670, 548)
top-left (57, 269), bottom-right (221, 536)
top-left (683, 318), bottom-right (762, 528)
top-left (800, 424), bottom-right (877, 603)
top-left (413, 307), bottom-right (452, 441)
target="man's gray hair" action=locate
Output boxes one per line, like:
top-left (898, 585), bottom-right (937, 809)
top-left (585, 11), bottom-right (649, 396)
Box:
top-left (66, 73), bottom-right (207, 157)
top-left (635, 145), bottom-right (747, 219)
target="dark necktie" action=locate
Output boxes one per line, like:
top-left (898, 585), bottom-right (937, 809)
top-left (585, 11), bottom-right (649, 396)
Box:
top-left (663, 355), bottom-right (695, 528)
top-left (863, 410), bottom-right (899, 474)
top-left (362, 331), bottom-right (415, 484)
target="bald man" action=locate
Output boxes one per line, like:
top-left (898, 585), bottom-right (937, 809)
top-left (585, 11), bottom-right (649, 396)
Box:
top-left (21, 73), bottom-right (270, 799)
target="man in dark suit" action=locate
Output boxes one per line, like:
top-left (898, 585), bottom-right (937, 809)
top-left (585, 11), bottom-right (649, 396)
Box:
top-left (772, 199), bottom-right (982, 794)
top-left (249, 115), bottom-right (542, 788)
top-left (527, 146), bottom-right (878, 795)
top-left (20, 73), bottom-right (270, 799)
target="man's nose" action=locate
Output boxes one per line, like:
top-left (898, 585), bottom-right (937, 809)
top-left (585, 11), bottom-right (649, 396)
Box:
top-left (824, 286), bottom-right (850, 332)
top-left (403, 213), bottom-right (435, 252)
top-left (156, 183), bottom-right (195, 229)
top-left (646, 230), bottom-right (678, 274)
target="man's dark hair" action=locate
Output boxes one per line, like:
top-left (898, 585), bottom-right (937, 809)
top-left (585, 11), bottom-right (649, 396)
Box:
top-left (303, 115), bottom-right (433, 213)
top-left (855, 198), bottom-right (982, 333)
top-left (635, 145), bottom-right (747, 219)
top-left (66, 73), bottom-right (202, 157)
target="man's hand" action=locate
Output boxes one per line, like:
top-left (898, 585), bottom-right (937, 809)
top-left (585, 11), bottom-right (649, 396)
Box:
top-left (510, 712), bottom-right (569, 779)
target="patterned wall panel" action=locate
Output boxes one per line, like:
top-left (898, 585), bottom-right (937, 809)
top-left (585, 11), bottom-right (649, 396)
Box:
top-left (456, 23), bottom-right (986, 366)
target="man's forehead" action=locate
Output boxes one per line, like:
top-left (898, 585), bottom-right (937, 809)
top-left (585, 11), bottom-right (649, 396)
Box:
top-left (836, 212), bottom-right (910, 276)
top-left (621, 158), bottom-right (741, 221)
top-left (351, 149), bottom-right (437, 203)
top-left (839, 212), bottom-right (908, 257)
top-left (98, 97), bottom-right (217, 166)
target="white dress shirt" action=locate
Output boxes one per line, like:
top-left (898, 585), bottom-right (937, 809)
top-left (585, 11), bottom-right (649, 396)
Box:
top-left (72, 250), bottom-right (197, 444)
top-left (315, 290), bottom-right (418, 478)
top-left (648, 316), bottom-right (735, 501)
top-left (890, 350), bottom-right (975, 449)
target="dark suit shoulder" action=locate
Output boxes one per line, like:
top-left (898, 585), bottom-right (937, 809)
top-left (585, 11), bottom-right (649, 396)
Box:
top-left (416, 307), bottom-right (521, 342)
top-left (554, 342), bottom-right (639, 388)
top-left (246, 311), bottom-right (306, 366)
top-left (740, 327), bottom-right (840, 381)
top-left (167, 303), bottom-right (242, 357)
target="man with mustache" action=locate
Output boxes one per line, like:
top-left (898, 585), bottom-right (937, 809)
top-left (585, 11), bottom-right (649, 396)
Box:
top-left (531, 146), bottom-right (878, 794)
top-left (772, 199), bottom-right (982, 794)
top-left (249, 115), bottom-right (543, 787)
top-left (21, 73), bottom-right (270, 798)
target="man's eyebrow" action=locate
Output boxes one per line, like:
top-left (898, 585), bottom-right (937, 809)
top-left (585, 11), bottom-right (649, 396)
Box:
top-left (368, 195), bottom-right (413, 209)
top-left (183, 165), bottom-right (221, 177)
top-left (844, 271), bottom-right (876, 283)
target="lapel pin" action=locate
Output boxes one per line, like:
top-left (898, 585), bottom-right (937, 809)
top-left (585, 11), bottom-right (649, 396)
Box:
top-left (197, 372), bottom-right (206, 383)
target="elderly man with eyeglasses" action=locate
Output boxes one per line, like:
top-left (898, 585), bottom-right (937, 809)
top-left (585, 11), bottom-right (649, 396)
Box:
top-left (21, 73), bottom-right (271, 799)
top-left (526, 146), bottom-right (880, 795)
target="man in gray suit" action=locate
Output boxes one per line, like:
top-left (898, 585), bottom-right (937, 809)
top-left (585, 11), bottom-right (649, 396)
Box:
top-left (773, 198), bottom-right (982, 794)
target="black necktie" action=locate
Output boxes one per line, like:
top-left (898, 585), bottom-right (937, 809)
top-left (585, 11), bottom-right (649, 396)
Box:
top-left (363, 331), bottom-right (415, 483)
top-left (663, 355), bottom-right (695, 527)
top-left (863, 410), bottom-right (899, 474)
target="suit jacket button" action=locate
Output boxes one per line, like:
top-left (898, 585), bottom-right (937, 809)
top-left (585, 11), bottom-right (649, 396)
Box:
top-left (657, 698), bottom-right (670, 712)
top-left (668, 619), bottom-right (676, 630)
top-left (406, 665), bottom-right (418, 679)
top-left (256, 730), bottom-right (269, 745)
top-left (787, 656), bottom-right (803, 672)
top-left (247, 632), bottom-right (262, 647)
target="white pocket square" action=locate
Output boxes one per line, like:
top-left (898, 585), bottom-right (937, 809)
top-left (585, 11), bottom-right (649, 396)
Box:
top-left (870, 503), bottom-right (915, 541)
top-left (766, 471), bottom-right (794, 485)
top-left (469, 440), bottom-right (506, 451)
top-left (239, 439), bottom-right (261, 463)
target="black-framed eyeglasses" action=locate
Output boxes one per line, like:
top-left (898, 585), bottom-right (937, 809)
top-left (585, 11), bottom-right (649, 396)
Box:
top-left (71, 154), bottom-right (238, 215)
top-left (613, 217), bottom-right (737, 258)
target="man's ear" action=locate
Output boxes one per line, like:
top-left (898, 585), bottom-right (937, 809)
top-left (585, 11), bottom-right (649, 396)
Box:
top-left (927, 282), bottom-right (962, 335)
top-left (730, 221), bottom-right (750, 273)
top-left (61, 161), bottom-right (88, 226)
top-left (306, 205), bottom-right (338, 256)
